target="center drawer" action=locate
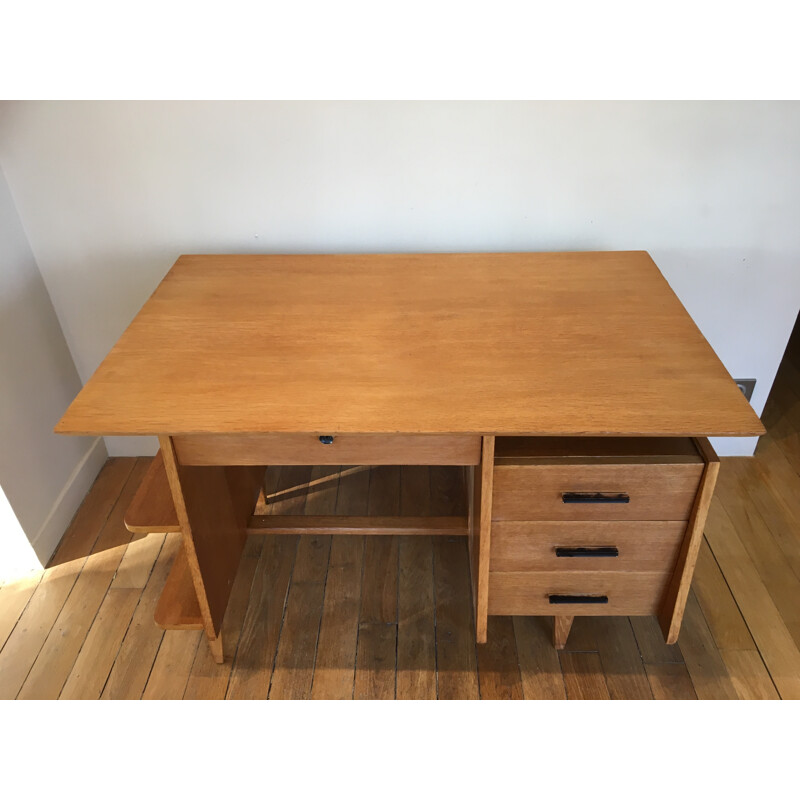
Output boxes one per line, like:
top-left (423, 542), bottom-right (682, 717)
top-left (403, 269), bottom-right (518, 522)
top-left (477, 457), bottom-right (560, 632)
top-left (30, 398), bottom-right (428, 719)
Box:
top-left (490, 520), bottom-right (686, 572)
top-left (172, 432), bottom-right (482, 466)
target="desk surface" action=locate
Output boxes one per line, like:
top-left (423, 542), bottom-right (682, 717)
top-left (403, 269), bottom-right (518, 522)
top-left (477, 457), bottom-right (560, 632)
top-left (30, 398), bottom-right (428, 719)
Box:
top-left (56, 252), bottom-right (764, 437)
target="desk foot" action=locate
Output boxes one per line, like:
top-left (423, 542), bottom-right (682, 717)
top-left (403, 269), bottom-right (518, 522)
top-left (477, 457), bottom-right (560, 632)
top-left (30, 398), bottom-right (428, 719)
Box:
top-left (553, 616), bottom-right (574, 649)
top-left (208, 634), bottom-right (224, 665)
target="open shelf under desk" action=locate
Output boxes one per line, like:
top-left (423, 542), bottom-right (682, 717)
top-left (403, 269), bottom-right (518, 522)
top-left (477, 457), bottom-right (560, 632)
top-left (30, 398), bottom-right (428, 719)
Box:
top-left (127, 454), bottom-right (470, 631)
top-left (125, 453), bottom-right (469, 536)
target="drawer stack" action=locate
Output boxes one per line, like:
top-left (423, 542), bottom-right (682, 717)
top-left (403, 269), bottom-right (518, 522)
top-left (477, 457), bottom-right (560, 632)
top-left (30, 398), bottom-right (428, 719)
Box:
top-left (487, 437), bottom-right (706, 618)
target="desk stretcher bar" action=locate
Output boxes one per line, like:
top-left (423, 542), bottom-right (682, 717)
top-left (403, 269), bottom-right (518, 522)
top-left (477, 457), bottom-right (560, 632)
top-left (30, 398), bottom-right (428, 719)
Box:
top-left (127, 448), bottom-right (471, 640)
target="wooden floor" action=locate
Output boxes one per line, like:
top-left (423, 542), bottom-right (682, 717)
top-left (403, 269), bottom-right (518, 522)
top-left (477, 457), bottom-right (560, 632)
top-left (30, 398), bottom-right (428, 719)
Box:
top-left (2, 329), bottom-right (800, 699)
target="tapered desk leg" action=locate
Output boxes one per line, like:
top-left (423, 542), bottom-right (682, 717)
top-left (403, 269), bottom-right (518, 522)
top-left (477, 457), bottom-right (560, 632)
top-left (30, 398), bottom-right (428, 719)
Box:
top-left (159, 436), bottom-right (265, 663)
top-left (553, 616), bottom-right (574, 649)
top-left (658, 437), bottom-right (720, 643)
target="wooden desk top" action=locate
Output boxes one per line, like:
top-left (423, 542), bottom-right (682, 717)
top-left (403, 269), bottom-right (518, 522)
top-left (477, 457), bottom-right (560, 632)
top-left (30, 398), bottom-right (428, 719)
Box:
top-left (56, 252), bottom-right (764, 438)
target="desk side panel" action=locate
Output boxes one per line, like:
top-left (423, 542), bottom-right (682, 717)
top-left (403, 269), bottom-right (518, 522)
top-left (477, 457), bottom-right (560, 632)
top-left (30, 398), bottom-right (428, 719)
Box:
top-left (159, 436), bottom-right (264, 656)
top-left (658, 437), bottom-right (720, 643)
top-left (468, 436), bottom-right (495, 644)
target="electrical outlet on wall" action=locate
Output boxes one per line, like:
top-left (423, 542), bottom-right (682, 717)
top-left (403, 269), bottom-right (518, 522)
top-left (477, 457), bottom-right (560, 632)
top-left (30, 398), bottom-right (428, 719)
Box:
top-left (734, 379), bottom-right (756, 402)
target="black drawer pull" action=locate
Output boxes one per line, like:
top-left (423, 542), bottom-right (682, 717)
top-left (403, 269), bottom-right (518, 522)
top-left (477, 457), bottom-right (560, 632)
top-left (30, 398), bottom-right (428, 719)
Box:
top-left (562, 492), bottom-right (629, 504)
top-left (319, 435), bottom-right (334, 445)
top-left (548, 594), bottom-right (609, 605)
top-left (555, 546), bottom-right (619, 558)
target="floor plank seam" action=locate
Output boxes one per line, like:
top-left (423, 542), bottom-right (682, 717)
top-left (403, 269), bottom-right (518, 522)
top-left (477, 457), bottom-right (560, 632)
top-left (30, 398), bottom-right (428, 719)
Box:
top-left (14, 556), bottom-right (90, 699)
top-left (307, 534), bottom-right (334, 699)
top-left (20, 462), bottom-right (136, 697)
top-left (426, 470), bottom-right (440, 701)
top-left (431, 541), bottom-right (440, 701)
top-left (352, 533), bottom-right (369, 701)
top-left (718, 488), bottom-right (800, 662)
top-left (98, 534), bottom-right (168, 700)
top-left (350, 534), bottom-right (367, 701)
top-left (627, 616), bottom-right (657, 700)
top-left (699, 532), bottom-right (784, 700)
top-left (684, 583), bottom-right (737, 699)
top-left (139, 536), bottom-right (178, 700)
top-left (220, 540), bottom-right (266, 700)
top-left (555, 626), bottom-right (570, 700)
top-left (304, 467), bottom-right (340, 701)
top-left (178, 635), bottom-right (202, 699)
top-left (393, 533), bottom-right (400, 701)
top-left (0, 571), bottom-right (44, 657)
top-left (57, 571), bottom-right (128, 697)
top-left (266, 534), bottom-right (300, 700)
top-left (467, 542), bottom-right (482, 700)
top-left (394, 471), bottom-right (402, 703)
top-left (350, 467), bottom-right (371, 701)
top-left (40, 461), bottom-right (145, 698)
top-left (138, 631), bottom-right (166, 699)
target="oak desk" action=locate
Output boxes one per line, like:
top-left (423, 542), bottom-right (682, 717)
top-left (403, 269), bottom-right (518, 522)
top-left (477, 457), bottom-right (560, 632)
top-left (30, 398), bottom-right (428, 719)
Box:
top-left (56, 252), bottom-right (764, 662)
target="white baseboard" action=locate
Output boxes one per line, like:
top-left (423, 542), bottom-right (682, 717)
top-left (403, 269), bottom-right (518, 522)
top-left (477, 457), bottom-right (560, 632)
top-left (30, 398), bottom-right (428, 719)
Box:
top-left (28, 437), bottom-right (109, 565)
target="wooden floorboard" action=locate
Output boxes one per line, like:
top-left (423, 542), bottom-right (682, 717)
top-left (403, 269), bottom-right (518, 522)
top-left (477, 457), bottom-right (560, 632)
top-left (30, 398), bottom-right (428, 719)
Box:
top-left (142, 629), bottom-right (202, 699)
top-left (269, 535), bottom-right (331, 699)
top-left (101, 534), bottom-right (174, 699)
top-left (310, 466), bottom-right (366, 699)
top-left (354, 535), bottom-right (398, 700)
top-left (513, 616), bottom-right (567, 699)
top-left (432, 536), bottom-right (479, 700)
top-left (643, 661), bottom-right (698, 700)
top-left (396, 535), bottom-right (437, 699)
top-left (476, 615), bottom-right (523, 700)
top-left (311, 536), bottom-right (364, 699)
top-left (60, 587), bottom-right (142, 700)
top-left (396, 466), bottom-right (437, 700)
top-left (675, 591), bottom-right (738, 700)
top-left (18, 459), bottom-right (148, 700)
top-left (592, 616), bottom-right (653, 700)
top-left (704, 499), bottom-right (800, 699)
top-left (560, 651), bottom-right (611, 699)
top-left (183, 536), bottom-right (264, 700)
top-left (225, 534), bottom-right (297, 700)
top-left (353, 467), bottom-right (400, 700)
top-left (0, 571), bottom-right (42, 653)
top-left (270, 466), bottom-right (339, 699)
top-left (4, 337), bottom-right (800, 699)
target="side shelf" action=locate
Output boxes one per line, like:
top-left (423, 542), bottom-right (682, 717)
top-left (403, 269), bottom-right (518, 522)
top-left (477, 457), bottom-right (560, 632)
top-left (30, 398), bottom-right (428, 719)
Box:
top-left (124, 449), bottom-right (181, 533)
top-left (154, 543), bottom-right (204, 630)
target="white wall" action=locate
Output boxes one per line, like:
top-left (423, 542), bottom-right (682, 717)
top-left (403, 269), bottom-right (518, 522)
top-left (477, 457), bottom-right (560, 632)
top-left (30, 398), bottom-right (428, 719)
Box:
top-left (0, 485), bottom-right (39, 581)
top-left (0, 164), bottom-right (107, 569)
top-left (1, 101), bottom-right (799, 457)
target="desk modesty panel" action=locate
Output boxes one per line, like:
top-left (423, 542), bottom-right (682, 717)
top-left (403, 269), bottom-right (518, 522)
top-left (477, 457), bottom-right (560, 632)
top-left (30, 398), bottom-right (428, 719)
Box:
top-left (56, 253), bottom-right (765, 663)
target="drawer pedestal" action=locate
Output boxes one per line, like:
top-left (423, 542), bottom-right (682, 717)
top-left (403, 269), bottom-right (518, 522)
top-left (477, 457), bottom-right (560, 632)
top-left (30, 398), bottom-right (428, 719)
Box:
top-left (471, 436), bottom-right (719, 649)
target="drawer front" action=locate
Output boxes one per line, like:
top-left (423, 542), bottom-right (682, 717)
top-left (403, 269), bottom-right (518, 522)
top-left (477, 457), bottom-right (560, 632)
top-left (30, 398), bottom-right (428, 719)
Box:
top-left (492, 462), bottom-right (703, 521)
top-left (490, 520), bottom-right (686, 572)
top-left (487, 570), bottom-right (672, 616)
top-left (173, 432), bottom-right (481, 466)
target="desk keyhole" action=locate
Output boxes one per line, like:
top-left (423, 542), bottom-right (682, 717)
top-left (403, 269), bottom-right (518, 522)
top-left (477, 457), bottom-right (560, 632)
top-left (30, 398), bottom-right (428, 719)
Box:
top-left (319, 435), bottom-right (334, 445)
